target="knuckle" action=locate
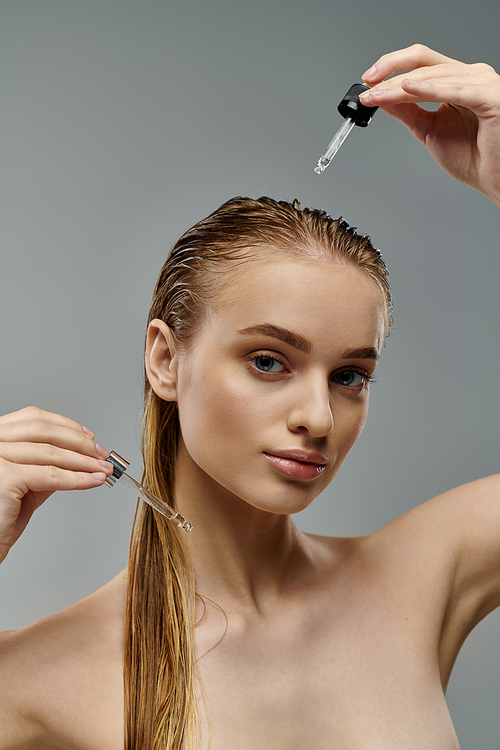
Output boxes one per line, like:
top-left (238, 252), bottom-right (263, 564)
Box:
top-left (22, 405), bottom-right (43, 418)
top-left (46, 465), bottom-right (59, 482)
top-left (476, 62), bottom-right (496, 76)
top-left (75, 471), bottom-right (92, 488)
top-left (42, 442), bottom-right (57, 461)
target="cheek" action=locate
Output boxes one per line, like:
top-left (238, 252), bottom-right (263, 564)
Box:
top-left (176, 367), bottom-right (267, 468)
top-left (335, 397), bottom-right (369, 453)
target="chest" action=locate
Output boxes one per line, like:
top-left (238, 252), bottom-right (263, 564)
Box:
top-left (193, 601), bottom-right (460, 750)
top-left (50, 568), bottom-right (460, 750)
top-left (52, 628), bottom-right (459, 750)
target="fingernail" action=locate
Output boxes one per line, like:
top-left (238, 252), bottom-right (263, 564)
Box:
top-left (94, 443), bottom-right (109, 458)
top-left (362, 65), bottom-right (377, 80)
top-left (359, 90), bottom-right (372, 103)
top-left (367, 87), bottom-right (388, 99)
top-left (98, 460), bottom-right (113, 471)
top-left (91, 472), bottom-right (106, 481)
top-left (82, 425), bottom-right (95, 439)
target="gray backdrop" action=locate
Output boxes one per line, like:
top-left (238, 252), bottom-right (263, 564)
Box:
top-left (1, 1), bottom-right (499, 746)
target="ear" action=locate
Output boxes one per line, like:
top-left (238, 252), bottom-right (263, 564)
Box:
top-left (145, 319), bottom-right (179, 401)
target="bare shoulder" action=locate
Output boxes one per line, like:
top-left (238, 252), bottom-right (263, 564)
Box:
top-left (308, 474), bottom-right (500, 575)
top-left (0, 572), bottom-right (127, 750)
top-left (369, 473), bottom-right (500, 598)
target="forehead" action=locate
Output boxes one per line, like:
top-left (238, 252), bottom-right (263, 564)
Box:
top-left (206, 256), bottom-right (386, 353)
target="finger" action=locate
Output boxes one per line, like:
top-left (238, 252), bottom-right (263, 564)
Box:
top-left (1, 460), bottom-right (111, 500)
top-left (0, 406), bottom-right (95, 435)
top-left (0, 442), bottom-right (114, 475)
top-left (0, 415), bottom-right (109, 461)
top-left (400, 75), bottom-right (500, 116)
top-left (360, 73), bottom-right (499, 119)
top-left (362, 43), bottom-right (456, 84)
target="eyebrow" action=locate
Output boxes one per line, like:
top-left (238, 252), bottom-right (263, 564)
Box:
top-left (339, 346), bottom-right (380, 362)
top-left (238, 324), bottom-right (312, 353)
top-left (237, 324), bottom-right (380, 361)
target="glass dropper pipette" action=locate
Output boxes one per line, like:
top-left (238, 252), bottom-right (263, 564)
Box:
top-left (314, 117), bottom-right (357, 174)
top-left (104, 450), bottom-right (193, 532)
top-left (314, 83), bottom-right (378, 175)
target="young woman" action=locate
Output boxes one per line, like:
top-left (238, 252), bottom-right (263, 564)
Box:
top-left (0, 45), bottom-right (499, 749)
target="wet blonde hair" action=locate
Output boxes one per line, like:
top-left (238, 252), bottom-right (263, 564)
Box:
top-left (124, 196), bottom-right (392, 749)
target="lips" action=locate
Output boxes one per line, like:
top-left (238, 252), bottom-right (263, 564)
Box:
top-left (265, 449), bottom-right (327, 465)
top-left (262, 449), bottom-right (327, 480)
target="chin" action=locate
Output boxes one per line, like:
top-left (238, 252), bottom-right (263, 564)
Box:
top-left (226, 474), bottom-right (332, 518)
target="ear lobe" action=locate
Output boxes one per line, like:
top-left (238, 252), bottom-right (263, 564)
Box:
top-left (145, 319), bottom-right (179, 401)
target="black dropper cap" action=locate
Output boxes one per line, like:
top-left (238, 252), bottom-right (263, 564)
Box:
top-left (337, 83), bottom-right (378, 127)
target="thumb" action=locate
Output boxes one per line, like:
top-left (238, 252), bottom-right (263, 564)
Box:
top-left (379, 102), bottom-right (435, 146)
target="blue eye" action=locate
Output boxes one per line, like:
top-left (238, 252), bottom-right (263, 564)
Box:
top-left (252, 355), bottom-right (284, 373)
top-left (333, 369), bottom-right (366, 387)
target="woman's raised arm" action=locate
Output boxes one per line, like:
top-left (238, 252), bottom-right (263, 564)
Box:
top-left (359, 44), bottom-right (500, 206)
top-left (0, 406), bottom-right (112, 564)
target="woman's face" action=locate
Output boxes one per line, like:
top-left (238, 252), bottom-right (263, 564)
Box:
top-left (171, 254), bottom-right (386, 517)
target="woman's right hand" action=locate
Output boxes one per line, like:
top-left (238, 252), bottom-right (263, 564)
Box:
top-left (0, 407), bottom-right (113, 564)
top-left (359, 45), bottom-right (500, 206)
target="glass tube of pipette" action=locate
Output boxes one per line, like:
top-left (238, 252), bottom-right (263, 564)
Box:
top-left (117, 471), bottom-right (193, 531)
top-left (314, 117), bottom-right (356, 174)
top-left (104, 449), bottom-right (193, 531)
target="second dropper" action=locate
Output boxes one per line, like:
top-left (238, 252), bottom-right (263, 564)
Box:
top-left (314, 83), bottom-right (378, 174)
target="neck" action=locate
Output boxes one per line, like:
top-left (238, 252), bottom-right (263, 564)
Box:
top-left (173, 442), bottom-right (315, 613)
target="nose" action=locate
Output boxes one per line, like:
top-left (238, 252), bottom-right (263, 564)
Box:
top-left (286, 377), bottom-right (334, 438)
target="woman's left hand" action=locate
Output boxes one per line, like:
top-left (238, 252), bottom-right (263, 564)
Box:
top-left (359, 44), bottom-right (500, 206)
